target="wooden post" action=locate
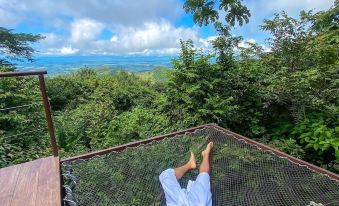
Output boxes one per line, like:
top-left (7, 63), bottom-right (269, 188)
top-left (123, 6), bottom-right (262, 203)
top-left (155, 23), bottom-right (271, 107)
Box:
top-left (38, 75), bottom-right (59, 157)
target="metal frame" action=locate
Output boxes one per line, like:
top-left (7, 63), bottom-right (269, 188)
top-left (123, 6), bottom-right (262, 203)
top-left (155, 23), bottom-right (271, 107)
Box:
top-left (0, 70), bottom-right (47, 77)
top-left (0, 70), bottom-right (59, 157)
top-left (61, 124), bottom-right (216, 162)
top-left (212, 125), bottom-right (339, 181)
top-left (61, 124), bottom-right (339, 181)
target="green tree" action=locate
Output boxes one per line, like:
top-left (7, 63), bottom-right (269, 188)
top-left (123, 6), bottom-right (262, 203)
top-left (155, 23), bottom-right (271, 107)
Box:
top-left (167, 0), bottom-right (265, 136)
top-left (53, 70), bottom-right (166, 157)
top-left (184, 0), bottom-right (249, 70)
top-left (162, 40), bottom-right (237, 128)
top-left (258, 4), bottom-right (339, 171)
top-left (0, 27), bottom-right (44, 67)
top-left (0, 28), bottom-right (46, 167)
top-left (184, 0), bottom-right (250, 27)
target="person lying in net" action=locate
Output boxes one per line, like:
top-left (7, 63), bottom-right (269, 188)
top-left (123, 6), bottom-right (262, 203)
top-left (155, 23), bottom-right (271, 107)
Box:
top-left (159, 142), bottom-right (213, 206)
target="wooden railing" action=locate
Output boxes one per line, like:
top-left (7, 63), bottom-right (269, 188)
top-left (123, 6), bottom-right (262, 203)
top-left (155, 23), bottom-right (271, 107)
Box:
top-left (0, 70), bottom-right (59, 156)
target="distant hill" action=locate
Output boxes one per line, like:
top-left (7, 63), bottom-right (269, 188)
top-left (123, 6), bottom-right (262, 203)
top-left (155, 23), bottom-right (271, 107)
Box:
top-left (138, 67), bottom-right (171, 82)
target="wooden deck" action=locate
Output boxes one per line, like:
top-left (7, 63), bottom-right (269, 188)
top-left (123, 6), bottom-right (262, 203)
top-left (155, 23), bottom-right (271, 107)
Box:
top-left (0, 156), bottom-right (61, 206)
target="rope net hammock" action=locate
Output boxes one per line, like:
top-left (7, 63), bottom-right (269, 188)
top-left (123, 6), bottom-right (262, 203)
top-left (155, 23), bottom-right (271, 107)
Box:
top-left (62, 126), bottom-right (339, 206)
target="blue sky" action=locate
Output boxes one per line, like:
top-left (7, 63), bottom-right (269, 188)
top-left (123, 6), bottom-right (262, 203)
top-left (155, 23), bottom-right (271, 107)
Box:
top-left (0, 0), bottom-right (334, 56)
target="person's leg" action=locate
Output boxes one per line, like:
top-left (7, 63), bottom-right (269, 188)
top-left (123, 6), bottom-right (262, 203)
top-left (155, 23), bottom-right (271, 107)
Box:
top-left (187, 142), bottom-right (214, 206)
top-left (159, 152), bottom-right (196, 205)
top-left (199, 142), bottom-right (213, 173)
top-left (159, 169), bottom-right (184, 205)
top-left (174, 152), bottom-right (196, 180)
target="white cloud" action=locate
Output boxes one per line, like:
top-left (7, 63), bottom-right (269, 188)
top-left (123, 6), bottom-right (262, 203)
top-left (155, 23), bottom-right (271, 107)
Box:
top-left (128, 48), bottom-right (181, 56)
top-left (238, 38), bottom-right (256, 48)
top-left (110, 36), bottom-right (119, 43)
top-left (70, 19), bottom-right (104, 42)
top-left (117, 21), bottom-right (199, 52)
top-left (40, 33), bottom-right (63, 48)
top-left (236, 38), bottom-right (272, 53)
top-left (0, 0), bottom-right (182, 28)
top-left (42, 46), bottom-right (79, 55)
top-left (0, 0), bottom-right (189, 55)
top-left (0, 8), bottom-right (17, 27)
top-left (60, 46), bottom-right (79, 55)
top-left (262, 0), bottom-right (333, 15)
top-left (198, 36), bottom-right (217, 48)
top-left (39, 20), bottom-right (205, 56)
top-left (1, 0), bottom-right (334, 56)
top-left (232, 0), bottom-right (334, 44)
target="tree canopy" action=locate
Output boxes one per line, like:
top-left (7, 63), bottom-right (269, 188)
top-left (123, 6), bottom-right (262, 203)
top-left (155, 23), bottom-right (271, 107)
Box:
top-left (0, 27), bottom-right (43, 67)
top-left (184, 0), bottom-right (250, 27)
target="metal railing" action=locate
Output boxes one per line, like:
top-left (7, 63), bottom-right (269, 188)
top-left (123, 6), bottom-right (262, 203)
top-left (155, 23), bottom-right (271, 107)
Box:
top-left (0, 70), bottom-right (59, 156)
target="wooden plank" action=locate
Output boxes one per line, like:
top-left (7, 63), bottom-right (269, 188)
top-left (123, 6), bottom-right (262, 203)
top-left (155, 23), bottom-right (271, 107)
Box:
top-left (10, 158), bottom-right (43, 206)
top-left (36, 157), bottom-right (61, 206)
top-left (0, 165), bottom-right (22, 206)
top-left (0, 157), bottom-right (62, 206)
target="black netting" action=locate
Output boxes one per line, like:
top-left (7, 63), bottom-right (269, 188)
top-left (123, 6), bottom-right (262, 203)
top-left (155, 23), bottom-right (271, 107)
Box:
top-left (62, 126), bottom-right (339, 206)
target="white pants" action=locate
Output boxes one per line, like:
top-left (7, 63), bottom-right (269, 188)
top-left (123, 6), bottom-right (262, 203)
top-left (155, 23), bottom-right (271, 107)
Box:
top-left (159, 169), bottom-right (212, 206)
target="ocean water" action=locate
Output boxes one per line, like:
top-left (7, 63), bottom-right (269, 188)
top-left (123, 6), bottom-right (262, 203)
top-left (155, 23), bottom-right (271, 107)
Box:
top-left (15, 55), bottom-right (174, 75)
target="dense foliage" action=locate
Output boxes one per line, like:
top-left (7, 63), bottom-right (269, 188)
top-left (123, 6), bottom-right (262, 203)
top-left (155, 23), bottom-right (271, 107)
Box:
top-left (0, 2), bottom-right (338, 174)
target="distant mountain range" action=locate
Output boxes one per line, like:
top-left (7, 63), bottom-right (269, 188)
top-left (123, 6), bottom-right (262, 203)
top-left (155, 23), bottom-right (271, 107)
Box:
top-left (15, 55), bottom-right (175, 75)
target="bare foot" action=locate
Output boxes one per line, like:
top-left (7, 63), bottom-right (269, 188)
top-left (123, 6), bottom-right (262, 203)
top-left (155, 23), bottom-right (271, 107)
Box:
top-left (188, 152), bottom-right (197, 169)
top-left (202, 142), bottom-right (214, 157)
